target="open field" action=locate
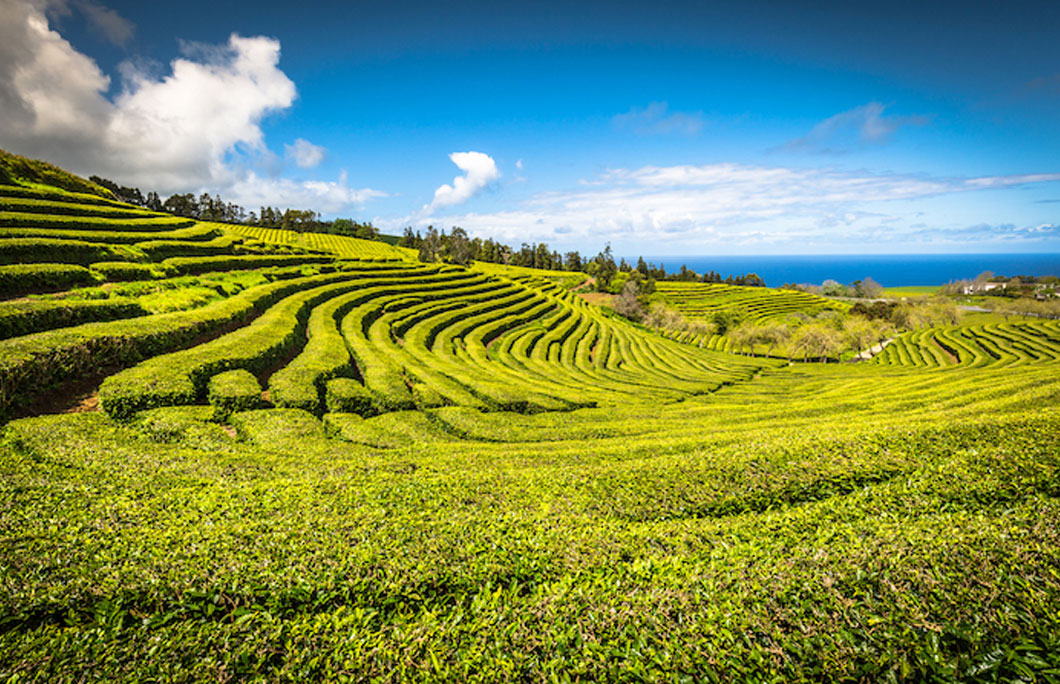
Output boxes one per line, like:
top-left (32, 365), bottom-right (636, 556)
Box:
top-left (883, 286), bottom-right (943, 297)
top-left (1, 167), bottom-right (1059, 681)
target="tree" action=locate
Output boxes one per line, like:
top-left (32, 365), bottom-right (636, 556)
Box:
top-left (842, 317), bottom-right (876, 358)
top-left (729, 322), bottom-right (758, 355)
top-left (758, 323), bottom-right (791, 358)
top-left (612, 280), bottom-right (645, 321)
top-left (418, 226), bottom-right (440, 262)
top-left (593, 244), bottom-right (617, 293)
top-left (443, 227), bottom-right (473, 266)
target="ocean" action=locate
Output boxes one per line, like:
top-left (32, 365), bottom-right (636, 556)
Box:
top-left (636, 253), bottom-right (1060, 288)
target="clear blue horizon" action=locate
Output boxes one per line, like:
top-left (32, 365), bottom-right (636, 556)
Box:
top-left (637, 253), bottom-right (1060, 288)
top-left (1, 0), bottom-right (1058, 255)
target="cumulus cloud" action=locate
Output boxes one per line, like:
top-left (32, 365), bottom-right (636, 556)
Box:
top-left (225, 171), bottom-right (386, 213)
top-left (0, 0), bottom-right (381, 210)
top-left (285, 138), bottom-right (326, 168)
top-left (74, 0), bottom-right (133, 45)
top-left (412, 162), bottom-right (1060, 251)
top-left (778, 102), bottom-right (930, 153)
top-left (613, 102), bottom-right (705, 136)
top-left (424, 151), bottom-right (500, 212)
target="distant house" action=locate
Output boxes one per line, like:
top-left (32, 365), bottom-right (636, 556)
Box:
top-left (962, 282), bottom-right (1006, 295)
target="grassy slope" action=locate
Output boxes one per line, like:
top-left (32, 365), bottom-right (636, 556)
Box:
top-left (1, 159), bottom-right (1059, 682)
top-left (1, 365), bottom-right (1058, 681)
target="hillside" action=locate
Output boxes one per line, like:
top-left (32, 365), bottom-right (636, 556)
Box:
top-left (1, 158), bottom-right (1059, 681)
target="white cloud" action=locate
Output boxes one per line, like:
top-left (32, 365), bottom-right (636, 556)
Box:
top-left (285, 138), bottom-right (326, 168)
top-left (0, 0), bottom-right (381, 211)
top-left (226, 171), bottom-right (386, 213)
top-left (424, 151), bottom-right (500, 212)
top-left (74, 1), bottom-right (133, 45)
top-left (779, 102), bottom-right (930, 153)
top-left (412, 162), bottom-right (1060, 251)
top-left (613, 102), bottom-right (705, 136)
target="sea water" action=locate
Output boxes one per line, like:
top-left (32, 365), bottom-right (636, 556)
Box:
top-left (637, 253), bottom-right (1060, 288)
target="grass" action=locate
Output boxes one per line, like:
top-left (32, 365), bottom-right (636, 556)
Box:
top-left (883, 285), bottom-right (942, 297)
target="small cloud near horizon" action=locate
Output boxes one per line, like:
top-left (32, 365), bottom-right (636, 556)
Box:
top-left (613, 102), bottom-right (705, 136)
top-left (775, 102), bottom-right (930, 154)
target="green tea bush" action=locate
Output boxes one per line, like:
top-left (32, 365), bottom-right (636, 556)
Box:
top-left (207, 369), bottom-right (262, 420)
top-left (0, 237), bottom-right (141, 265)
top-left (324, 377), bottom-right (376, 415)
top-left (0, 272), bottom-right (356, 417)
top-left (99, 279), bottom-right (367, 419)
top-left (136, 234), bottom-right (239, 260)
top-left (0, 211), bottom-right (193, 231)
top-left (0, 222), bottom-right (218, 244)
top-left (0, 297), bottom-right (145, 339)
top-left (90, 261), bottom-right (161, 282)
top-left (0, 263), bottom-right (97, 296)
top-left (162, 254), bottom-right (333, 275)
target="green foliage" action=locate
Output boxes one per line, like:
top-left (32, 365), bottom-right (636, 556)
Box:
top-left (0, 273), bottom-right (352, 418)
top-left (4, 157), bottom-right (1060, 682)
top-left (162, 253), bottom-right (332, 276)
top-left (0, 263), bottom-right (97, 296)
top-left (207, 369), bottom-right (262, 420)
top-left (90, 261), bottom-right (162, 282)
top-left (0, 237), bottom-right (142, 265)
top-left (0, 222), bottom-right (218, 245)
top-left (136, 234), bottom-right (238, 259)
top-left (0, 210), bottom-right (194, 231)
top-left (0, 148), bottom-right (116, 198)
top-left (99, 276), bottom-right (369, 419)
top-left (324, 377), bottom-right (376, 415)
top-left (0, 297), bottom-right (145, 340)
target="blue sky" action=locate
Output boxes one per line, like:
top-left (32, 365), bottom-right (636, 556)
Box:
top-left (1, 0), bottom-right (1058, 255)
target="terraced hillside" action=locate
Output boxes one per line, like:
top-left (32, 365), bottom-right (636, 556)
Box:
top-left (225, 224), bottom-right (411, 261)
top-left (874, 317), bottom-right (1060, 368)
top-left (655, 280), bottom-right (850, 324)
top-left (2, 163), bottom-right (1059, 681)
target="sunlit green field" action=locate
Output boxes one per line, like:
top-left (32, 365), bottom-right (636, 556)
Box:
top-left (2, 162), bottom-right (1059, 681)
top-left (882, 285), bottom-right (942, 297)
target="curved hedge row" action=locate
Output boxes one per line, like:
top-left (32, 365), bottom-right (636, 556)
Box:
top-left (874, 320), bottom-right (1060, 369)
top-left (0, 297), bottom-right (146, 340)
top-left (98, 277), bottom-right (375, 418)
top-left (0, 238), bottom-right (142, 265)
top-left (0, 271), bottom-right (358, 417)
top-left (135, 234), bottom-right (239, 259)
top-left (0, 263), bottom-right (97, 297)
top-left (0, 222), bottom-right (220, 244)
top-left (161, 254), bottom-right (333, 275)
top-left (0, 211), bottom-right (194, 231)
top-left (0, 197), bottom-right (165, 219)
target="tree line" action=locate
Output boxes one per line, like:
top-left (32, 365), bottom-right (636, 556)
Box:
top-left (88, 176), bottom-right (381, 240)
top-left (401, 226), bottom-right (764, 293)
top-left (93, 174), bottom-right (768, 288)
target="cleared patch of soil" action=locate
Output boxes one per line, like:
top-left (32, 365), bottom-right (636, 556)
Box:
top-left (576, 292), bottom-right (615, 307)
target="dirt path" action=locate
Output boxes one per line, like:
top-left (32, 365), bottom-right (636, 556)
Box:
top-left (855, 338), bottom-right (894, 361)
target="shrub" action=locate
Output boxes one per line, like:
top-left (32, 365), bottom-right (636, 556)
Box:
top-left (162, 254), bottom-right (333, 276)
top-left (136, 235), bottom-right (239, 260)
top-left (0, 271), bottom-right (354, 418)
top-left (0, 298), bottom-right (145, 339)
top-left (90, 261), bottom-right (161, 282)
top-left (0, 263), bottom-right (97, 296)
top-left (324, 378), bottom-right (376, 416)
top-left (207, 369), bottom-right (262, 420)
top-left (0, 238), bottom-right (141, 265)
